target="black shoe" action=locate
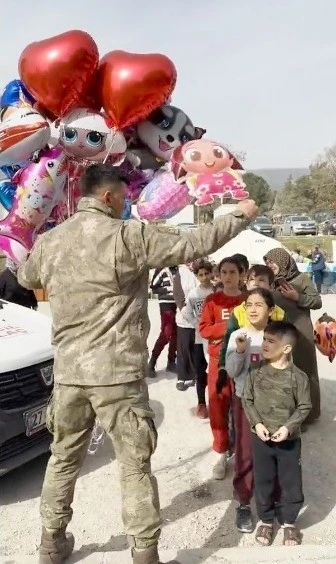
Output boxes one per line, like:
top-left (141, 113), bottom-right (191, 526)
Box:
top-left (166, 360), bottom-right (177, 373)
top-left (176, 380), bottom-right (186, 391)
top-left (148, 359), bottom-right (157, 379)
top-left (236, 504), bottom-right (253, 533)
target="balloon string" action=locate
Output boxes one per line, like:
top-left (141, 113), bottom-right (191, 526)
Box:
top-left (103, 130), bottom-right (117, 164)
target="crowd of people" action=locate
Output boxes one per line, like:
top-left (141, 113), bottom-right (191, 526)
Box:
top-left (148, 246), bottom-right (322, 546)
top-left (14, 163), bottom-right (324, 564)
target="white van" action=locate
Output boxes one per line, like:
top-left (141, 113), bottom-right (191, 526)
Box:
top-left (0, 299), bottom-right (54, 475)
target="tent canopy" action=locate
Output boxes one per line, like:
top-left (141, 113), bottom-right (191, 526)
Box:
top-left (210, 228), bottom-right (285, 265)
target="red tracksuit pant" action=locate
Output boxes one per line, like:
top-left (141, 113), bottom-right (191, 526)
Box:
top-left (151, 304), bottom-right (177, 363)
top-left (208, 356), bottom-right (231, 453)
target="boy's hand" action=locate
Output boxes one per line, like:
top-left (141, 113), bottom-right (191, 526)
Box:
top-left (235, 332), bottom-right (247, 353)
top-left (271, 426), bottom-right (289, 442)
top-left (255, 423), bottom-right (270, 442)
top-left (216, 367), bottom-right (228, 394)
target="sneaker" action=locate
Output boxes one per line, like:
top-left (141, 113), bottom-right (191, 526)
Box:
top-left (236, 504), bottom-right (253, 533)
top-left (212, 452), bottom-right (227, 480)
top-left (176, 379), bottom-right (195, 391)
top-left (39, 527), bottom-right (74, 564)
top-left (196, 404), bottom-right (208, 419)
top-left (147, 359), bottom-right (157, 379)
top-left (166, 360), bottom-right (177, 373)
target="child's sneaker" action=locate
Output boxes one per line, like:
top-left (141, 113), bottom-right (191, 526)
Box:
top-left (236, 504), bottom-right (253, 533)
top-left (212, 452), bottom-right (227, 480)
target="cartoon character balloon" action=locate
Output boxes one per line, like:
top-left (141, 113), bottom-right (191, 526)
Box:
top-left (1, 79), bottom-right (36, 110)
top-left (0, 106), bottom-right (50, 166)
top-left (0, 147), bottom-right (67, 261)
top-left (170, 139), bottom-right (248, 205)
top-left (137, 171), bottom-right (192, 221)
top-left (136, 105), bottom-right (205, 167)
top-left (59, 108), bottom-right (127, 163)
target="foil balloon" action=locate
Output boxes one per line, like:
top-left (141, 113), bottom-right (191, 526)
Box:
top-left (314, 313), bottom-right (336, 363)
top-left (19, 30), bottom-right (99, 117)
top-left (113, 159), bottom-right (154, 202)
top-left (98, 50), bottom-right (177, 129)
top-left (0, 235), bottom-right (30, 264)
top-left (187, 171), bottom-right (249, 205)
top-left (0, 106), bottom-right (50, 166)
top-left (137, 172), bottom-right (192, 221)
top-left (1, 79), bottom-right (36, 109)
top-left (59, 108), bottom-right (127, 162)
top-left (137, 104), bottom-right (199, 163)
top-left (0, 147), bottom-right (67, 255)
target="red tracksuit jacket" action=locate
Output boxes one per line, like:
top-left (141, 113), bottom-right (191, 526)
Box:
top-left (199, 292), bottom-right (244, 359)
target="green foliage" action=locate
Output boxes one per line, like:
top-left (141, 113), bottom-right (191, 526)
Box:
top-left (243, 172), bottom-right (272, 212)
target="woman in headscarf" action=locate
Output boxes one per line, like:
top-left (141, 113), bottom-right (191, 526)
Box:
top-left (264, 248), bottom-right (322, 423)
top-left (0, 259), bottom-right (38, 309)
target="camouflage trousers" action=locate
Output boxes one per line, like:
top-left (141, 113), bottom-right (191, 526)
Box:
top-left (41, 380), bottom-right (161, 550)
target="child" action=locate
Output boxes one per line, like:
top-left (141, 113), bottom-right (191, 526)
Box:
top-left (182, 259), bottom-right (214, 418)
top-left (225, 288), bottom-right (275, 533)
top-left (218, 265), bottom-right (285, 372)
top-left (199, 256), bottom-right (244, 479)
top-left (243, 321), bottom-right (311, 547)
top-left (232, 253), bottom-right (249, 292)
top-left (173, 262), bottom-right (198, 391)
top-left (148, 266), bottom-right (178, 377)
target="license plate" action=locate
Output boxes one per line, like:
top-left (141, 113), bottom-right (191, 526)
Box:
top-left (23, 405), bottom-right (47, 436)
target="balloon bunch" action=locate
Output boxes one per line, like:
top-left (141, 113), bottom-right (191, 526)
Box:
top-left (0, 29), bottom-right (248, 262)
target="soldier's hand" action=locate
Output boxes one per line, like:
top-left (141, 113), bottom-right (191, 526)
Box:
top-left (237, 199), bottom-right (259, 220)
top-left (255, 423), bottom-right (270, 442)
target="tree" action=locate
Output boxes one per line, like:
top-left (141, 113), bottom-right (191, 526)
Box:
top-left (243, 173), bottom-right (272, 212)
top-left (309, 146), bottom-right (336, 213)
top-left (272, 174), bottom-right (316, 214)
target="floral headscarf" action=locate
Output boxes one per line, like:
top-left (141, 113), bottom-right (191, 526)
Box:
top-left (264, 248), bottom-right (299, 283)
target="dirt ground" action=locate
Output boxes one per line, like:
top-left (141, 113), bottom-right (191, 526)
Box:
top-left (1, 297), bottom-right (336, 562)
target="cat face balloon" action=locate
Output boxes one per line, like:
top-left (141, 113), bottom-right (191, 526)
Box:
top-left (59, 108), bottom-right (127, 162)
top-left (137, 104), bottom-right (203, 162)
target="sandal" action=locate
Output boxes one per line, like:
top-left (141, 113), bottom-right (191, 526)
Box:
top-left (255, 524), bottom-right (273, 546)
top-left (283, 526), bottom-right (302, 546)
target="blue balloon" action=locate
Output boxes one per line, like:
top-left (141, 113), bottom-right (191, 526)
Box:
top-left (1, 79), bottom-right (36, 109)
top-left (122, 199), bottom-right (132, 220)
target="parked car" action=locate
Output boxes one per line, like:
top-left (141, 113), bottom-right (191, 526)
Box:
top-left (0, 300), bottom-right (53, 476)
top-left (250, 216), bottom-right (275, 237)
top-left (320, 218), bottom-right (336, 235)
top-left (279, 215), bottom-right (317, 236)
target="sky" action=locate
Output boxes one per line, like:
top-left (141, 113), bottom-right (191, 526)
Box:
top-left (2, 0), bottom-right (336, 169)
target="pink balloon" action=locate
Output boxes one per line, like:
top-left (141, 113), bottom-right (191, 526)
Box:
top-left (0, 146), bottom-right (67, 253)
top-left (137, 171), bottom-right (192, 221)
top-left (187, 170), bottom-right (249, 206)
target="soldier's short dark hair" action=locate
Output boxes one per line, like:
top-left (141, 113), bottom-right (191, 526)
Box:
top-left (231, 253), bottom-right (249, 272)
top-left (218, 256), bottom-right (244, 274)
top-left (193, 259), bottom-right (213, 275)
top-left (265, 320), bottom-right (298, 345)
top-left (80, 164), bottom-right (129, 197)
top-left (247, 265), bottom-right (275, 285)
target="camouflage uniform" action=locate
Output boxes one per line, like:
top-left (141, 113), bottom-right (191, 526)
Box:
top-left (18, 196), bottom-right (249, 550)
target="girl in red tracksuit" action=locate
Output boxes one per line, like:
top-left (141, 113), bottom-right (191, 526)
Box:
top-left (199, 256), bottom-right (244, 480)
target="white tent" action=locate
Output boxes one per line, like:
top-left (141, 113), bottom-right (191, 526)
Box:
top-left (210, 229), bottom-right (285, 265)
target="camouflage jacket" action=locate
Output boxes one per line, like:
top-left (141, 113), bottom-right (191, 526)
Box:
top-left (243, 361), bottom-right (312, 438)
top-left (18, 197), bottom-right (249, 386)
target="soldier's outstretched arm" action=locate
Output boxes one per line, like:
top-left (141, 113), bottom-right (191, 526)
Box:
top-left (137, 200), bottom-right (257, 269)
top-left (17, 238), bottom-right (43, 290)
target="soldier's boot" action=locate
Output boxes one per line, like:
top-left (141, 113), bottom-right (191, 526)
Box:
top-left (39, 527), bottom-right (75, 564)
top-left (132, 545), bottom-right (160, 564)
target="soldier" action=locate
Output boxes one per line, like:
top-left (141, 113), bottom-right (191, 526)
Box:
top-left (18, 163), bottom-right (258, 564)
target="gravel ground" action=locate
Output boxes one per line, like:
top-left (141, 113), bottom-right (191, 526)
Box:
top-left (1, 296), bottom-right (336, 563)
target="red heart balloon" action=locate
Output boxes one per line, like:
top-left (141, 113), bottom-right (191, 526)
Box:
top-left (98, 50), bottom-right (177, 129)
top-left (19, 30), bottom-right (99, 117)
